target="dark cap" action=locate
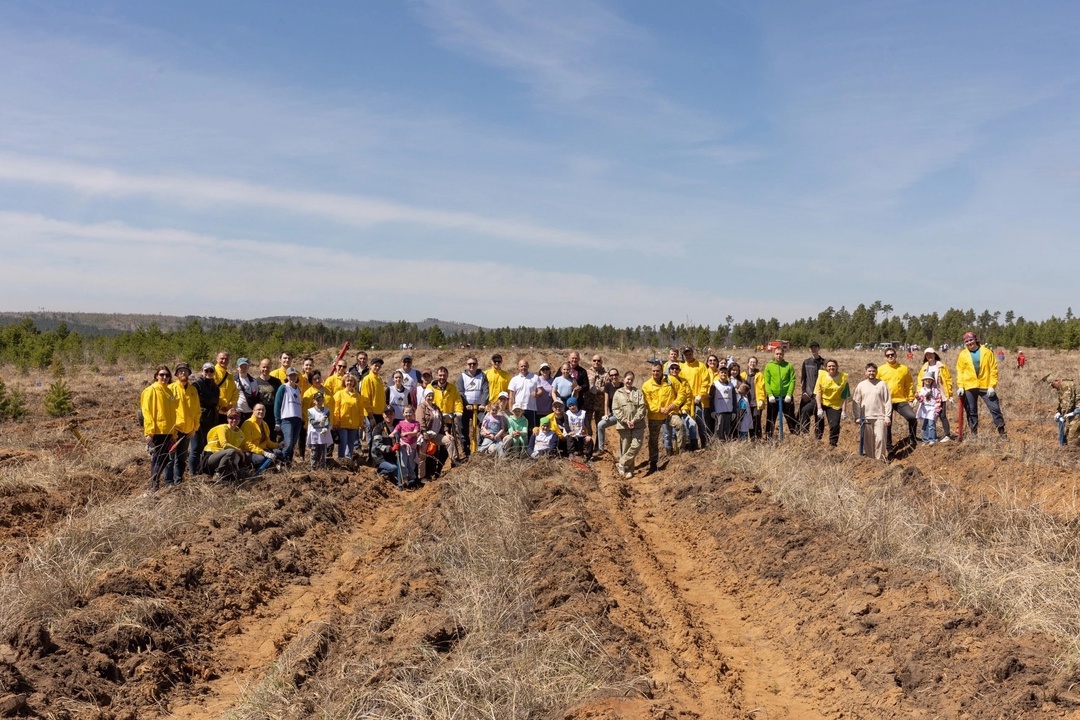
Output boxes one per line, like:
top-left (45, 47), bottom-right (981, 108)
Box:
top-left (809, 340), bottom-right (820, 348)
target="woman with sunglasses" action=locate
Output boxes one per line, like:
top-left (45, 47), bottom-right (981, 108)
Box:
top-left (141, 364), bottom-right (179, 493)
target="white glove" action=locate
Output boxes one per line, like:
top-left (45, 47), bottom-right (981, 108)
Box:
top-left (956, 388), bottom-right (964, 397)
top-left (816, 409), bottom-right (823, 418)
top-left (768, 395), bottom-right (776, 404)
top-left (840, 411), bottom-right (847, 421)
top-left (987, 387), bottom-right (996, 398)
top-left (1055, 412), bottom-right (1063, 422)
top-left (263, 452), bottom-right (274, 460)
top-left (785, 396), bottom-right (793, 404)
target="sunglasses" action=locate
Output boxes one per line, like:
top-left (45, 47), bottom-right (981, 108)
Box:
top-left (157, 372), bottom-right (171, 378)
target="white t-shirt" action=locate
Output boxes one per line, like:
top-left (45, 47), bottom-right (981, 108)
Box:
top-left (508, 373), bottom-right (540, 411)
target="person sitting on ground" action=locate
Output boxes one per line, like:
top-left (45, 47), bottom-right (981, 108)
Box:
top-left (478, 400), bottom-right (510, 457)
top-left (241, 403), bottom-right (281, 472)
top-left (203, 410), bottom-right (263, 480)
top-left (372, 407), bottom-right (404, 485)
top-left (814, 359), bottom-right (850, 448)
top-left (852, 363), bottom-right (891, 462)
top-left (612, 370), bottom-right (645, 478)
top-left (506, 403), bottom-right (529, 456)
top-left (564, 397), bottom-right (594, 458)
top-left (532, 416), bottom-right (560, 459)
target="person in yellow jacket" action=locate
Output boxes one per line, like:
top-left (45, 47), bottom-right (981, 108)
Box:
top-left (484, 353), bottom-right (511, 404)
top-left (242, 403), bottom-right (281, 464)
top-left (813, 360), bottom-right (850, 447)
top-left (917, 347), bottom-right (953, 441)
top-left (641, 361), bottom-right (683, 474)
top-left (212, 350), bottom-right (239, 424)
top-left (324, 358), bottom-right (348, 398)
top-left (666, 363), bottom-right (693, 452)
top-left (167, 363), bottom-right (199, 486)
top-left (955, 331), bottom-right (1006, 438)
top-left (875, 348), bottom-right (916, 454)
top-left (431, 366), bottom-right (465, 455)
top-left (333, 373), bottom-right (368, 460)
top-left (360, 358), bottom-right (387, 457)
top-left (680, 346), bottom-right (711, 449)
top-left (202, 410), bottom-right (267, 480)
top-left (142, 364), bottom-right (178, 493)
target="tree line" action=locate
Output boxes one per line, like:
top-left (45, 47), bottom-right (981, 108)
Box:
top-left (0, 302), bottom-right (1076, 373)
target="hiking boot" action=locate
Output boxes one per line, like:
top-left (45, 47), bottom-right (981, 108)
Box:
top-left (998, 426), bottom-right (1008, 439)
top-left (647, 463), bottom-right (658, 475)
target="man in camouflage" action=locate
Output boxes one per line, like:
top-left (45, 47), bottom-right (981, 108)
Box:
top-left (1050, 378), bottom-right (1080, 446)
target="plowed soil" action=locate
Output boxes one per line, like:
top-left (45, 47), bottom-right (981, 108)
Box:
top-left (0, 349), bottom-right (1078, 719)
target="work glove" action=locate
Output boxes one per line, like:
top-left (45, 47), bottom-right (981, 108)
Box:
top-left (840, 411), bottom-right (847, 421)
top-left (392, 442), bottom-right (401, 452)
top-left (816, 409), bottom-right (823, 418)
top-left (1055, 412), bottom-right (1062, 422)
top-left (768, 396), bottom-right (776, 404)
top-left (784, 396), bottom-right (793, 404)
top-left (987, 387), bottom-right (997, 398)
top-left (263, 452), bottom-right (274, 460)
top-left (955, 388), bottom-right (964, 397)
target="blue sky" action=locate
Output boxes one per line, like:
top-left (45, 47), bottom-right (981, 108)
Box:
top-left (0, 1), bottom-right (1077, 328)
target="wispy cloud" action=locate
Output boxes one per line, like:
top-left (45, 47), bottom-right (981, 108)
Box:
top-left (0, 155), bottom-right (615, 249)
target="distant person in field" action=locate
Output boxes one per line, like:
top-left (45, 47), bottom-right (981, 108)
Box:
top-left (1050, 378), bottom-right (1080, 446)
top-left (852, 363), bottom-right (891, 462)
top-left (917, 348), bottom-right (953, 441)
top-left (797, 342), bottom-right (825, 438)
top-left (190, 362), bottom-right (221, 476)
top-left (955, 331), bottom-right (1007, 439)
top-left (813, 359), bottom-right (850, 448)
top-left (167, 363), bottom-right (198, 486)
top-left (1016, 351), bottom-right (1026, 369)
top-left (876, 347), bottom-right (917, 454)
top-left (141, 364), bottom-right (178, 493)
top-left (996, 347), bottom-right (1006, 365)
top-left (763, 347), bottom-right (796, 439)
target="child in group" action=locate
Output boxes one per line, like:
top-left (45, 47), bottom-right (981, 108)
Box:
top-left (392, 405), bottom-right (421, 486)
top-left (532, 416), bottom-right (559, 459)
top-left (564, 397), bottom-right (594, 458)
top-left (736, 382), bottom-right (753, 440)
top-left (478, 400), bottom-right (510, 456)
top-left (915, 375), bottom-right (943, 444)
top-left (506, 404), bottom-right (530, 456)
top-left (306, 392), bottom-right (332, 470)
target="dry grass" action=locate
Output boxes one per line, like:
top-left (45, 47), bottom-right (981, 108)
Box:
top-left (228, 456), bottom-right (626, 719)
top-left (716, 438), bottom-right (1080, 670)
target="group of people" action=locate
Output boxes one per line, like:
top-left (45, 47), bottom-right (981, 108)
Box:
top-left (138, 331), bottom-right (1010, 492)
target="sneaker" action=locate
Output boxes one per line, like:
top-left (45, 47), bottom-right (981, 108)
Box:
top-left (939, 436), bottom-right (950, 443)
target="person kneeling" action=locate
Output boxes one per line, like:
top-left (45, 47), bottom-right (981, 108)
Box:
top-left (203, 410), bottom-right (264, 481)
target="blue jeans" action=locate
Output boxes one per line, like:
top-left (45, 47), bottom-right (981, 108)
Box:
top-left (188, 427), bottom-right (209, 476)
top-left (280, 418), bottom-right (301, 464)
top-left (338, 428), bottom-right (360, 458)
top-left (165, 434), bottom-right (190, 485)
top-left (921, 418), bottom-right (937, 443)
top-left (962, 389), bottom-right (1005, 435)
top-left (596, 413), bottom-right (618, 452)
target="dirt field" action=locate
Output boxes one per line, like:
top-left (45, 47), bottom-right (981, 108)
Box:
top-left (0, 346), bottom-right (1079, 719)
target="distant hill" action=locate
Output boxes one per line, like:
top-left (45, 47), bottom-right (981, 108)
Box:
top-left (0, 311), bottom-right (481, 336)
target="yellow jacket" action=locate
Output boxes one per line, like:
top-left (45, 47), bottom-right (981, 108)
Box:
top-left (641, 375), bottom-right (679, 421)
top-left (680, 360), bottom-right (711, 405)
top-left (432, 382), bottom-right (464, 415)
top-left (916, 363), bottom-right (953, 397)
top-left (875, 361), bottom-right (914, 403)
top-left (213, 364), bottom-right (239, 413)
top-left (751, 371), bottom-right (767, 411)
top-left (669, 374), bottom-right (694, 415)
top-left (360, 373), bottom-right (387, 415)
top-left (141, 381), bottom-right (178, 436)
top-left (169, 380), bottom-right (200, 435)
top-left (955, 347), bottom-right (998, 391)
top-left (813, 370), bottom-right (849, 410)
top-left (204, 424), bottom-right (261, 454)
top-left (485, 367), bottom-right (511, 403)
top-left (242, 417), bottom-right (279, 451)
top-left (332, 388), bottom-right (368, 430)
top-left (323, 373), bottom-right (345, 398)
top-left (270, 367), bottom-right (288, 385)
